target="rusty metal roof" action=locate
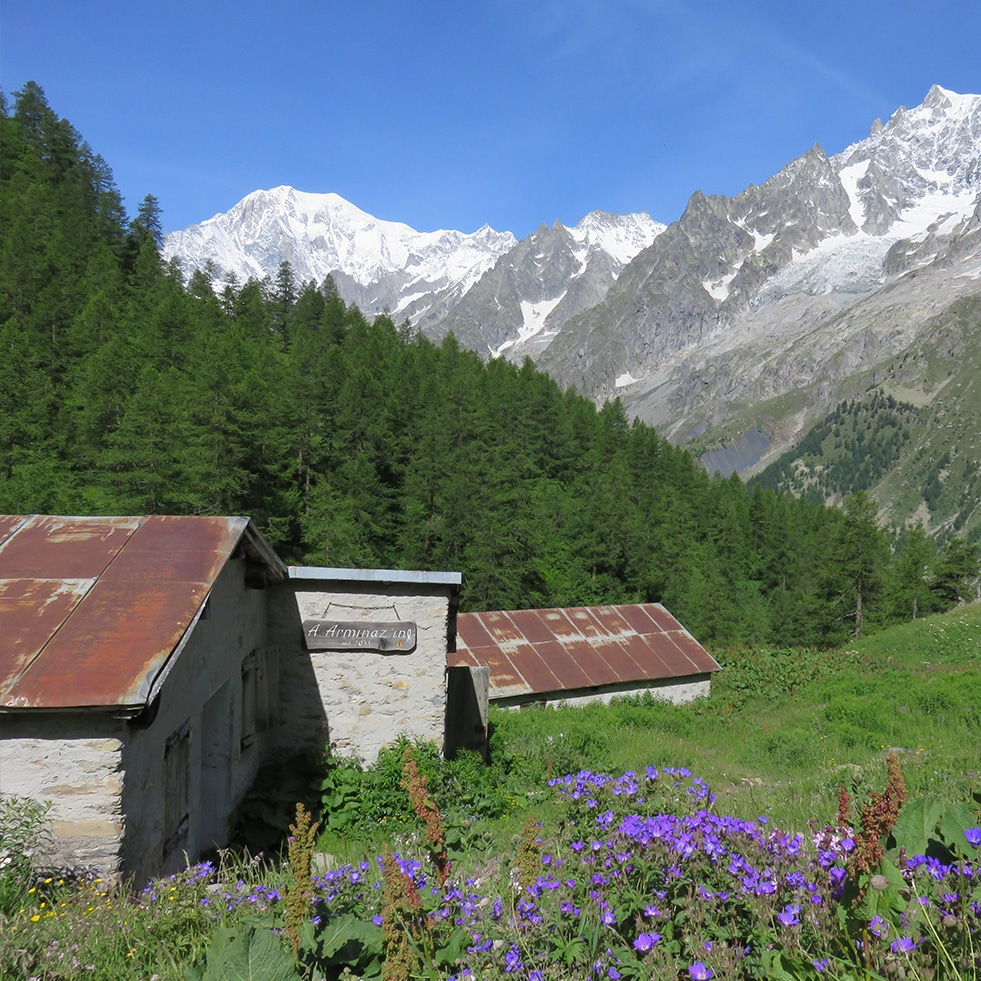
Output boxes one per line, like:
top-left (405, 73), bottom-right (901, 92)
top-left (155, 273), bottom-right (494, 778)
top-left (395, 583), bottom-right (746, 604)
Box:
top-left (449, 603), bottom-right (721, 700)
top-left (0, 515), bottom-right (285, 711)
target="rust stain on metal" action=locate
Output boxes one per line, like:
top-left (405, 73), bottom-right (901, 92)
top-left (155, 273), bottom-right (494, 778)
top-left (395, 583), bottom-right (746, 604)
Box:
top-left (0, 515), bottom-right (26, 548)
top-left (0, 515), bottom-right (140, 579)
top-left (456, 603), bottom-right (720, 700)
top-left (0, 514), bottom-right (252, 709)
top-left (0, 579), bottom-right (92, 698)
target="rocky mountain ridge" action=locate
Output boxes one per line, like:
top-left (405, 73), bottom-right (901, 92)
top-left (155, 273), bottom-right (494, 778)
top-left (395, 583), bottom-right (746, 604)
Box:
top-left (424, 210), bottom-right (664, 361)
top-left (162, 188), bottom-right (661, 337)
top-left (544, 86), bottom-right (981, 428)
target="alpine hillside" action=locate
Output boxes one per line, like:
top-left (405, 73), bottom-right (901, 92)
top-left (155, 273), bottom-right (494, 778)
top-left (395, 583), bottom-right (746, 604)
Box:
top-left (548, 85), bottom-right (981, 450)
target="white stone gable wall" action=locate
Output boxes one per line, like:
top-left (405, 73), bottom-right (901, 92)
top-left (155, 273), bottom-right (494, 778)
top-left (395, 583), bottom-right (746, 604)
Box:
top-left (121, 556), bottom-right (271, 883)
top-left (272, 581), bottom-right (450, 763)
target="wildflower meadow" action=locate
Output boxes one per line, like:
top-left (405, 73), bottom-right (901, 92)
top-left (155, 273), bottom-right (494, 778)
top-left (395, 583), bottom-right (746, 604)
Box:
top-left (3, 605), bottom-right (981, 980)
top-left (2, 753), bottom-right (980, 980)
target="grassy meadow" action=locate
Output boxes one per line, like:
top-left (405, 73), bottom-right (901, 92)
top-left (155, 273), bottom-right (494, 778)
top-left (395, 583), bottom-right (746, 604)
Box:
top-left (2, 604), bottom-right (980, 980)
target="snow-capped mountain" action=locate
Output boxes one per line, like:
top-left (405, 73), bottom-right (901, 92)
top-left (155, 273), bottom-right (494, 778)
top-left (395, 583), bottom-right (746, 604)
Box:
top-left (539, 85), bottom-right (981, 460)
top-left (163, 186), bottom-right (517, 324)
top-left (163, 187), bottom-right (663, 342)
top-left (425, 210), bottom-right (664, 360)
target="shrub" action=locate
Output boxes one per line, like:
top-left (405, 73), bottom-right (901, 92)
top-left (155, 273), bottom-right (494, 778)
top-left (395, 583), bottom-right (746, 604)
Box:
top-left (0, 794), bottom-right (51, 915)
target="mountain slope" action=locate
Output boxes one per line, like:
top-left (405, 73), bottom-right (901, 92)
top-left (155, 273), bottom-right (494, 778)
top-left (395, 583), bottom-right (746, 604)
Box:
top-left (424, 210), bottom-right (664, 359)
top-left (161, 86), bottom-right (981, 538)
top-left (540, 86), bottom-right (981, 432)
top-left (739, 290), bottom-right (981, 539)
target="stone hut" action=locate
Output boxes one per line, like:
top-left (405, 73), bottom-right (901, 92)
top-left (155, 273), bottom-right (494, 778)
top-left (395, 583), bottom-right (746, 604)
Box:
top-left (0, 514), bottom-right (460, 883)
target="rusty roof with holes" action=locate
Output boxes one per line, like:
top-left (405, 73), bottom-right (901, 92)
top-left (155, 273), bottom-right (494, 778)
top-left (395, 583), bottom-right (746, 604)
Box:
top-left (0, 515), bottom-right (286, 711)
top-left (448, 604), bottom-right (720, 700)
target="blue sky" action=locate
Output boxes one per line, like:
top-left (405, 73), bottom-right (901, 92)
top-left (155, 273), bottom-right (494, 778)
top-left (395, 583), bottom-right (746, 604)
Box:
top-left (4, 1), bottom-right (981, 237)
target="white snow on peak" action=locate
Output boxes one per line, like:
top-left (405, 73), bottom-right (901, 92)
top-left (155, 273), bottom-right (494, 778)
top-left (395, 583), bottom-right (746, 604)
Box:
top-left (831, 87), bottom-right (981, 230)
top-left (837, 159), bottom-right (870, 229)
top-left (163, 185), bottom-right (516, 292)
top-left (519, 295), bottom-right (565, 334)
top-left (615, 371), bottom-right (640, 388)
top-left (703, 271), bottom-right (738, 302)
top-left (893, 186), bottom-right (977, 242)
top-left (751, 86), bottom-right (981, 303)
top-left (567, 210), bottom-right (665, 266)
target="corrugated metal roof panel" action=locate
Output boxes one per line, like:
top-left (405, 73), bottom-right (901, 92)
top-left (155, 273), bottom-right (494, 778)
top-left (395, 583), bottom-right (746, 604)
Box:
top-left (0, 515), bottom-right (27, 548)
top-left (456, 603), bottom-right (720, 700)
top-left (0, 578), bottom-right (93, 698)
top-left (473, 647), bottom-right (527, 699)
top-left (10, 579), bottom-right (213, 708)
top-left (0, 515), bottom-right (263, 710)
top-left (508, 642), bottom-right (562, 693)
top-left (534, 639), bottom-right (595, 691)
top-left (98, 515), bottom-right (244, 583)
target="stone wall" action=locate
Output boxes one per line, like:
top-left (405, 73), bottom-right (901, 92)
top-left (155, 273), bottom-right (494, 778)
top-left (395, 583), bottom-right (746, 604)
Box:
top-left (493, 674), bottom-right (712, 710)
top-left (270, 570), bottom-right (459, 763)
top-left (0, 714), bottom-right (126, 876)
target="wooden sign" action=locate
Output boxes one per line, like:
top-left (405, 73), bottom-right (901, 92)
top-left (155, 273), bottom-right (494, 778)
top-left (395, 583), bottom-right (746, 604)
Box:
top-left (302, 619), bottom-right (417, 654)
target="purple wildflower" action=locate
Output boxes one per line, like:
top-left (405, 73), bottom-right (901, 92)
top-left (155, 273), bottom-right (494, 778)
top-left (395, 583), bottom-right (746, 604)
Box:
top-left (965, 827), bottom-right (981, 848)
top-left (633, 932), bottom-right (660, 953)
top-left (688, 961), bottom-right (714, 980)
top-left (891, 937), bottom-right (916, 953)
top-left (777, 904), bottom-right (801, 927)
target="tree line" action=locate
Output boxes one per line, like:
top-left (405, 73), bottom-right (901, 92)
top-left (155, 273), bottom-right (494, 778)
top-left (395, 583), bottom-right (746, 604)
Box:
top-left (2, 83), bottom-right (977, 646)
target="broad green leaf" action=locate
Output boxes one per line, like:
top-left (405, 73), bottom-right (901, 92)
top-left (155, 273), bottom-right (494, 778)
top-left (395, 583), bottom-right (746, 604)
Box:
top-left (854, 858), bottom-right (907, 923)
top-left (305, 912), bottom-right (384, 964)
top-left (892, 796), bottom-right (944, 857)
top-left (938, 801), bottom-right (981, 857)
top-left (186, 924), bottom-right (299, 981)
top-left (435, 926), bottom-right (471, 967)
top-left (760, 948), bottom-right (803, 981)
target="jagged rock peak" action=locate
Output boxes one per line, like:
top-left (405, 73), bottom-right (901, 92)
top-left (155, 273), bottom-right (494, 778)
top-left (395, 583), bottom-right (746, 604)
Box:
top-left (924, 83), bottom-right (954, 108)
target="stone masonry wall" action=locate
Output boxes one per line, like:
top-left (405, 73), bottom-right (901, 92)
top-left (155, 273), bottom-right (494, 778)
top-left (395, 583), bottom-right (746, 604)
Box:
top-left (0, 714), bottom-right (126, 876)
top-left (271, 578), bottom-right (452, 763)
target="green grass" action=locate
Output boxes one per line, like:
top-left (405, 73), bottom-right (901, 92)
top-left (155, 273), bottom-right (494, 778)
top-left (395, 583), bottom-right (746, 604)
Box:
top-left (292, 605), bottom-right (981, 862)
top-left (474, 602), bottom-right (981, 836)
